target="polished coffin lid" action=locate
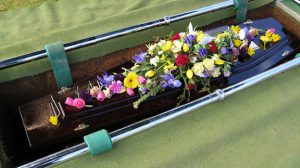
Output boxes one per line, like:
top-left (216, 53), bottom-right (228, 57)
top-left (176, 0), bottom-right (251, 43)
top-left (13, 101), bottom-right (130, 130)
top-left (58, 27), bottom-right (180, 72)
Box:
top-left (19, 17), bottom-right (300, 148)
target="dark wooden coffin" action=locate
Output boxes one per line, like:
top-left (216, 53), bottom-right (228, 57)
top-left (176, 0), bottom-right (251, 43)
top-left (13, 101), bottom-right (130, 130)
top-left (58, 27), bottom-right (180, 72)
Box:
top-left (19, 17), bottom-right (300, 148)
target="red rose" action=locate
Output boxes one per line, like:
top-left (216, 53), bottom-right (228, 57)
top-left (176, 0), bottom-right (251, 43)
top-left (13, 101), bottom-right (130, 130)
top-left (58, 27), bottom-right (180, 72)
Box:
top-left (187, 83), bottom-right (195, 90)
top-left (171, 33), bottom-right (180, 41)
top-left (175, 54), bottom-right (189, 67)
top-left (208, 41), bottom-right (217, 53)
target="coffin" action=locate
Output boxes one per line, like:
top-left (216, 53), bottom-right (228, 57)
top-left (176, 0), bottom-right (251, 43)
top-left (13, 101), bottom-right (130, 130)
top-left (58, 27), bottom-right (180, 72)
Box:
top-left (0, 1), bottom-right (300, 167)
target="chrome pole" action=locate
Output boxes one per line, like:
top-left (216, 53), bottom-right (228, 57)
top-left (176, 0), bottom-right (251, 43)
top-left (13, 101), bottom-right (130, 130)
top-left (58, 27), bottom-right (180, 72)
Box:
top-left (19, 57), bottom-right (300, 168)
top-left (0, 0), bottom-right (234, 69)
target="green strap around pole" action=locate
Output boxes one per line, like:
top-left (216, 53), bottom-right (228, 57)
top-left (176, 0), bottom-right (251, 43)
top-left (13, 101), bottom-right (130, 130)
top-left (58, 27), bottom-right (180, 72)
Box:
top-left (45, 42), bottom-right (73, 89)
top-left (296, 53), bottom-right (300, 58)
top-left (233, 0), bottom-right (248, 24)
top-left (84, 129), bottom-right (113, 156)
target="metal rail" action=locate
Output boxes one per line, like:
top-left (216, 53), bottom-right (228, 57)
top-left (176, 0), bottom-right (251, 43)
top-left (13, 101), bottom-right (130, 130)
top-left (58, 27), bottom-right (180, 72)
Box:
top-left (0, 0), bottom-right (234, 70)
top-left (19, 57), bottom-right (300, 168)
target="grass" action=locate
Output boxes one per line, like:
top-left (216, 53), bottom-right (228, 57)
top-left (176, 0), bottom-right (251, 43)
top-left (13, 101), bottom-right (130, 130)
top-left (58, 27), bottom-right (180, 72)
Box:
top-left (0, 0), bottom-right (58, 12)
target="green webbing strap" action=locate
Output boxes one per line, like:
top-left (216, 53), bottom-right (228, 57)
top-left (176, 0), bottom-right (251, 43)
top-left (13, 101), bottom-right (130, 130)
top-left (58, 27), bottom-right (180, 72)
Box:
top-left (45, 42), bottom-right (73, 89)
top-left (233, 0), bottom-right (248, 24)
top-left (296, 53), bottom-right (300, 58)
top-left (84, 129), bottom-right (113, 156)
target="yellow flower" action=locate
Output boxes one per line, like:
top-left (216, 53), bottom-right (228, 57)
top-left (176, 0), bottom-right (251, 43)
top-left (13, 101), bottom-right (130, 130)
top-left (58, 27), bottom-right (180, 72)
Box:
top-left (271, 34), bottom-right (281, 43)
top-left (214, 59), bottom-right (225, 65)
top-left (186, 69), bottom-right (193, 79)
top-left (163, 60), bottom-right (177, 73)
top-left (124, 72), bottom-right (139, 89)
top-left (183, 43), bottom-right (189, 52)
top-left (217, 32), bottom-right (229, 39)
top-left (260, 35), bottom-right (271, 49)
top-left (265, 31), bottom-right (272, 38)
top-left (162, 41), bottom-right (173, 51)
top-left (248, 47), bottom-right (255, 56)
top-left (161, 54), bottom-right (166, 61)
top-left (233, 39), bottom-right (242, 47)
top-left (231, 25), bottom-right (241, 33)
top-left (145, 70), bottom-right (155, 78)
top-left (196, 31), bottom-right (204, 43)
top-left (49, 116), bottom-right (59, 126)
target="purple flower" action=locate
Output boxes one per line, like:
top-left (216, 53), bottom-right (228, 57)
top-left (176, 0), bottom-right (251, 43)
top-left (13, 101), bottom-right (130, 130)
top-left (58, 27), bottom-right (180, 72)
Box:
top-left (224, 70), bottom-right (231, 77)
top-left (220, 47), bottom-right (227, 55)
top-left (185, 35), bottom-right (196, 47)
top-left (160, 74), bottom-right (182, 89)
top-left (139, 87), bottom-right (148, 94)
top-left (133, 51), bottom-right (147, 63)
top-left (79, 90), bottom-right (93, 103)
top-left (229, 47), bottom-right (239, 57)
top-left (109, 80), bottom-right (123, 94)
top-left (198, 48), bottom-right (208, 58)
top-left (114, 74), bottom-right (125, 81)
top-left (240, 47), bottom-right (247, 57)
top-left (97, 72), bottom-right (114, 87)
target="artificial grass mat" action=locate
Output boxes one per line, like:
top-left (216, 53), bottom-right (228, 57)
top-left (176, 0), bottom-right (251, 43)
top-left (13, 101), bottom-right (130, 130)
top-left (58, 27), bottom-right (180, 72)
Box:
top-left (281, 0), bottom-right (300, 15)
top-left (55, 64), bottom-right (300, 168)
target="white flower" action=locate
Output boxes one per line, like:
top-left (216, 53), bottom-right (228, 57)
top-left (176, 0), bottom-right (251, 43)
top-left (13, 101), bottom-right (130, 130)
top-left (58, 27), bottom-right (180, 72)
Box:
top-left (239, 29), bottom-right (246, 40)
top-left (192, 62), bottom-right (205, 77)
top-left (158, 51), bottom-right (163, 55)
top-left (157, 40), bottom-right (166, 47)
top-left (148, 43), bottom-right (157, 55)
top-left (103, 87), bottom-right (112, 98)
top-left (212, 67), bottom-right (221, 78)
top-left (150, 56), bottom-right (160, 67)
top-left (203, 59), bottom-right (215, 71)
top-left (189, 56), bottom-right (197, 64)
top-left (188, 22), bottom-right (198, 36)
top-left (171, 40), bottom-right (182, 53)
top-left (198, 35), bottom-right (215, 45)
top-left (179, 32), bottom-right (186, 38)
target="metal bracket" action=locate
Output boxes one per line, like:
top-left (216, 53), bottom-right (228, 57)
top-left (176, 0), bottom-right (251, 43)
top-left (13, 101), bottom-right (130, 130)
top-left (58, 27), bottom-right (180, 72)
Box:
top-left (45, 42), bottom-right (73, 89)
top-left (233, 0), bottom-right (248, 24)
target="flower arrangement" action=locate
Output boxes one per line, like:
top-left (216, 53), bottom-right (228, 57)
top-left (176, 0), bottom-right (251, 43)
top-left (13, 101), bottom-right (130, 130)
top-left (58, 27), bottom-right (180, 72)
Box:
top-left (49, 21), bottom-right (281, 126)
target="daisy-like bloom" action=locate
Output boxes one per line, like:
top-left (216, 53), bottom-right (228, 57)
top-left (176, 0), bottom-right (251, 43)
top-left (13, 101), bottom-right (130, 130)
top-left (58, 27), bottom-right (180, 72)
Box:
top-left (191, 62), bottom-right (205, 77)
top-left (203, 59), bottom-right (215, 71)
top-left (247, 47), bottom-right (255, 56)
top-left (171, 40), bottom-right (183, 53)
top-left (109, 80), bottom-right (123, 94)
top-left (49, 116), bottom-right (59, 126)
top-left (211, 67), bottom-right (221, 78)
top-left (124, 72), bottom-right (139, 89)
top-left (271, 34), bottom-right (281, 43)
top-left (150, 56), bottom-right (160, 67)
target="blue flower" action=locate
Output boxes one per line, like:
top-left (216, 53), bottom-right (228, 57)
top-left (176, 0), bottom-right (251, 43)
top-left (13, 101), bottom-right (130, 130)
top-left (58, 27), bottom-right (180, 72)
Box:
top-left (161, 74), bottom-right (182, 89)
top-left (198, 48), bottom-right (208, 58)
top-left (220, 47), bottom-right (227, 55)
top-left (133, 51), bottom-right (147, 63)
top-left (185, 35), bottom-right (196, 47)
top-left (97, 72), bottom-right (114, 87)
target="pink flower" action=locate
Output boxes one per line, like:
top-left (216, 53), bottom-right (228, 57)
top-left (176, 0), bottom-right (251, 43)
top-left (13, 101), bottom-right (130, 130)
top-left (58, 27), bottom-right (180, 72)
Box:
top-left (65, 97), bottom-right (74, 106)
top-left (109, 80), bottom-right (123, 94)
top-left (90, 86), bottom-right (100, 97)
top-left (97, 91), bottom-right (106, 102)
top-left (138, 76), bottom-right (147, 85)
top-left (73, 98), bottom-right (85, 109)
top-left (267, 28), bottom-right (276, 34)
top-left (126, 88), bottom-right (134, 96)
